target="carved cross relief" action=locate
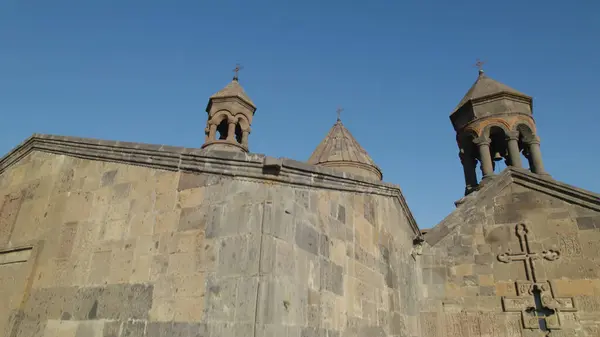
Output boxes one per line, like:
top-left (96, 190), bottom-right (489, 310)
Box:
top-left (497, 224), bottom-right (577, 335)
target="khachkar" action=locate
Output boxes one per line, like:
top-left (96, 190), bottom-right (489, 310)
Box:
top-left (497, 224), bottom-right (578, 336)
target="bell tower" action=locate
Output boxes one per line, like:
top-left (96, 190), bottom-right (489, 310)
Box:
top-left (451, 65), bottom-right (549, 196)
top-left (202, 65), bottom-right (256, 152)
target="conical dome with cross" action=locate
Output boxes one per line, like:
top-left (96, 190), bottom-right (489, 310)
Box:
top-left (308, 109), bottom-right (382, 181)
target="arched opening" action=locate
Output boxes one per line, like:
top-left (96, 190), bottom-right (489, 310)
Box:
top-left (488, 126), bottom-right (509, 174)
top-left (216, 119), bottom-right (229, 140)
top-left (235, 123), bottom-right (243, 143)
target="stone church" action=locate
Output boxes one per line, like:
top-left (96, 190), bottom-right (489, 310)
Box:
top-left (0, 68), bottom-right (599, 337)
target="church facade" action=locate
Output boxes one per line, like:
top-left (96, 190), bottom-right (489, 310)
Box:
top-left (0, 69), bottom-right (598, 337)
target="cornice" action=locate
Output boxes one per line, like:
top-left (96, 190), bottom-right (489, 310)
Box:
top-left (0, 134), bottom-right (420, 236)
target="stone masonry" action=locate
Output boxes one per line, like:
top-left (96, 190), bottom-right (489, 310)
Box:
top-left (0, 135), bottom-right (420, 337)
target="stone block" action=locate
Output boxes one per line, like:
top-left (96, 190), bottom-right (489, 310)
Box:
top-left (577, 216), bottom-right (600, 231)
top-left (296, 221), bottom-right (319, 256)
top-left (263, 201), bottom-right (296, 243)
top-left (178, 206), bottom-right (209, 232)
top-left (102, 321), bottom-right (120, 337)
top-left (217, 234), bottom-right (260, 276)
top-left (121, 321), bottom-right (145, 337)
top-left (101, 170), bottom-right (118, 187)
top-left (320, 259), bottom-right (344, 295)
top-left (207, 203), bottom-right (261, 238)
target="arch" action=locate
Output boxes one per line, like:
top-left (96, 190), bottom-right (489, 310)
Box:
top-left (514, 122), bottom-right (536, 142)
top-left (482, 122), bottom-right (511, 139)
top-left (211, 110), bottom-right (232, 125)
top-left (487, 125), bottom-right (510, 173)
top-left (235, 115), bottom-right (250, 131)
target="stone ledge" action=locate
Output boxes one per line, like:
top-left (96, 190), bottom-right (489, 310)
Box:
top-left (0, 133), bottom-right (421, 235)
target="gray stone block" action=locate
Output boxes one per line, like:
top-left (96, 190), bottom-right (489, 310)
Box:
top-left (295, 221), bottom-right (319, 256)
top-left (217, 234), bottom-right (260, 276)
top-left (319, 234), bottom-right (330, 258)
top-left (179, 206), bottom-right (209, 232)
top-left (121, 321), bottom-right (145, 337)
top-left (101, 169), bottom-right (118, 187)
top-left (320, 259), bottom-right (343, 295)
top-left (103, 321), bottom-right (120, 337)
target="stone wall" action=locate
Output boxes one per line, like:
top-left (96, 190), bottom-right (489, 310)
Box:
top-left (421, 179), bottom-right (600, 337)
top-left (0, 150), bottom-right (419, 337)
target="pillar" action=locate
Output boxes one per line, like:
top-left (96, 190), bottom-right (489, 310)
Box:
top-left (226, 118), bottom-right (236, 142)
top-left (460, 150), bottom-right (478, 195)
top-left (242, 130), bottom-right (250, 147)
top-left (506, 131), bottom-right (522, 168)
top-left (527, 137), bottom-right (548, 175)
top-left (208, 123), bottom-right (217, 141)
top-left (474, 137), bottom-right (494, 179)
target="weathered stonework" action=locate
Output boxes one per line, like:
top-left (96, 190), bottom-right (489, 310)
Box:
top-left (422, 168), bottom-right (600, 337)
top-left (0, 135), bottom-right (419, 337)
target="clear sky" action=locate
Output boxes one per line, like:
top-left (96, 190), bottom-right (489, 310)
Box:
top-left (1, 1), bottom-right (599, 229)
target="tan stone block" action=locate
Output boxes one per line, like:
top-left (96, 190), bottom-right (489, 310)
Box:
top-left (478, 274), bottom-right (495, 286)
top-left (135, 235), bottom-right (159, 256)
top-left (553, 279), bottom-right (600, 297)
top-left (173, 296), bottom-right (205, 322)
top-left (178, 187), bottom-right (206, 209)
top-left (172, 272), bottom-right (206, 298)
top-left (167, 253), bottom-right (197, 275)
top-left (155, 191), bottom-right (177, 212)
top-left (495, 282), bottom-right (517, 296)
top-left (62, 191), bottom-right (93, 223)
top-left (335, 295), bottom-right (349, 331)
top-left (197, 238), bottom-right (217, 272)
top-left (451, 264), bottom-right (473, 278)
top-left (153, 275), bottom-right (174, 299)
top-left (172, 230), bottom-right (203, 254)
top-left (109, 247), bottom-right (134, 283)
top-left (106, 200), bottom-right (131, 222)
top-left (330, 239), bottom-right (346, 267)
top-left (100, 219), bottom-right (128, 241)
top-left (445, 283), bottom-right (465, 297)
top-left (354, 261), bottom-right (383, 288)
top-left (154, 210), bottom-right (180, 234)
top-left (130, 254), bottom-right (151, 283)
top-left (129, 212), bottom-right (155, 237)
top-left (344, 276), bottom-right (361, 317)
top-left (44, 319), bottom-right (79, 337)
top-left (150, 297), bottom-right (175, 321)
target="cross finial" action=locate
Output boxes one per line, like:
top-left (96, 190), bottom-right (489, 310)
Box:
top-left (336, 106), bottom-right (344, 121)
top-left (474, 59), bottom-right (486, 75)
top-left (233, 63), bottom-right (243, 81)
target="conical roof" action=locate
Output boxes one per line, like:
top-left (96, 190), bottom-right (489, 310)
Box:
top-left (452, 71), bottom-right (530, 115)
top-left (210, 78), bottom-right (256, 109)
top-left (308, 119), bottom-right (382, 180)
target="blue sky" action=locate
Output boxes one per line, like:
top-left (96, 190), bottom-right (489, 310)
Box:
top-left (1, 1), bottom-right (599, 228)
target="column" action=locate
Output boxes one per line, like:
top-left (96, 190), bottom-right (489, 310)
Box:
top-left (241, 130), bottom-right (250, 147)
top-left (208, 124), bottom-right (217, 141)
top-left (226, 118), bottom-right (236, 142)
top-left (474, 137), bottom-right (494, 179)
top-left (204, 126), bottom-right (210, 143)
top-left (506, 131), bottom-right (522, 168)
top-left (460, 150), bottom-right (478, 195)
top-left (527, 137), bottom-right (548, 175)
